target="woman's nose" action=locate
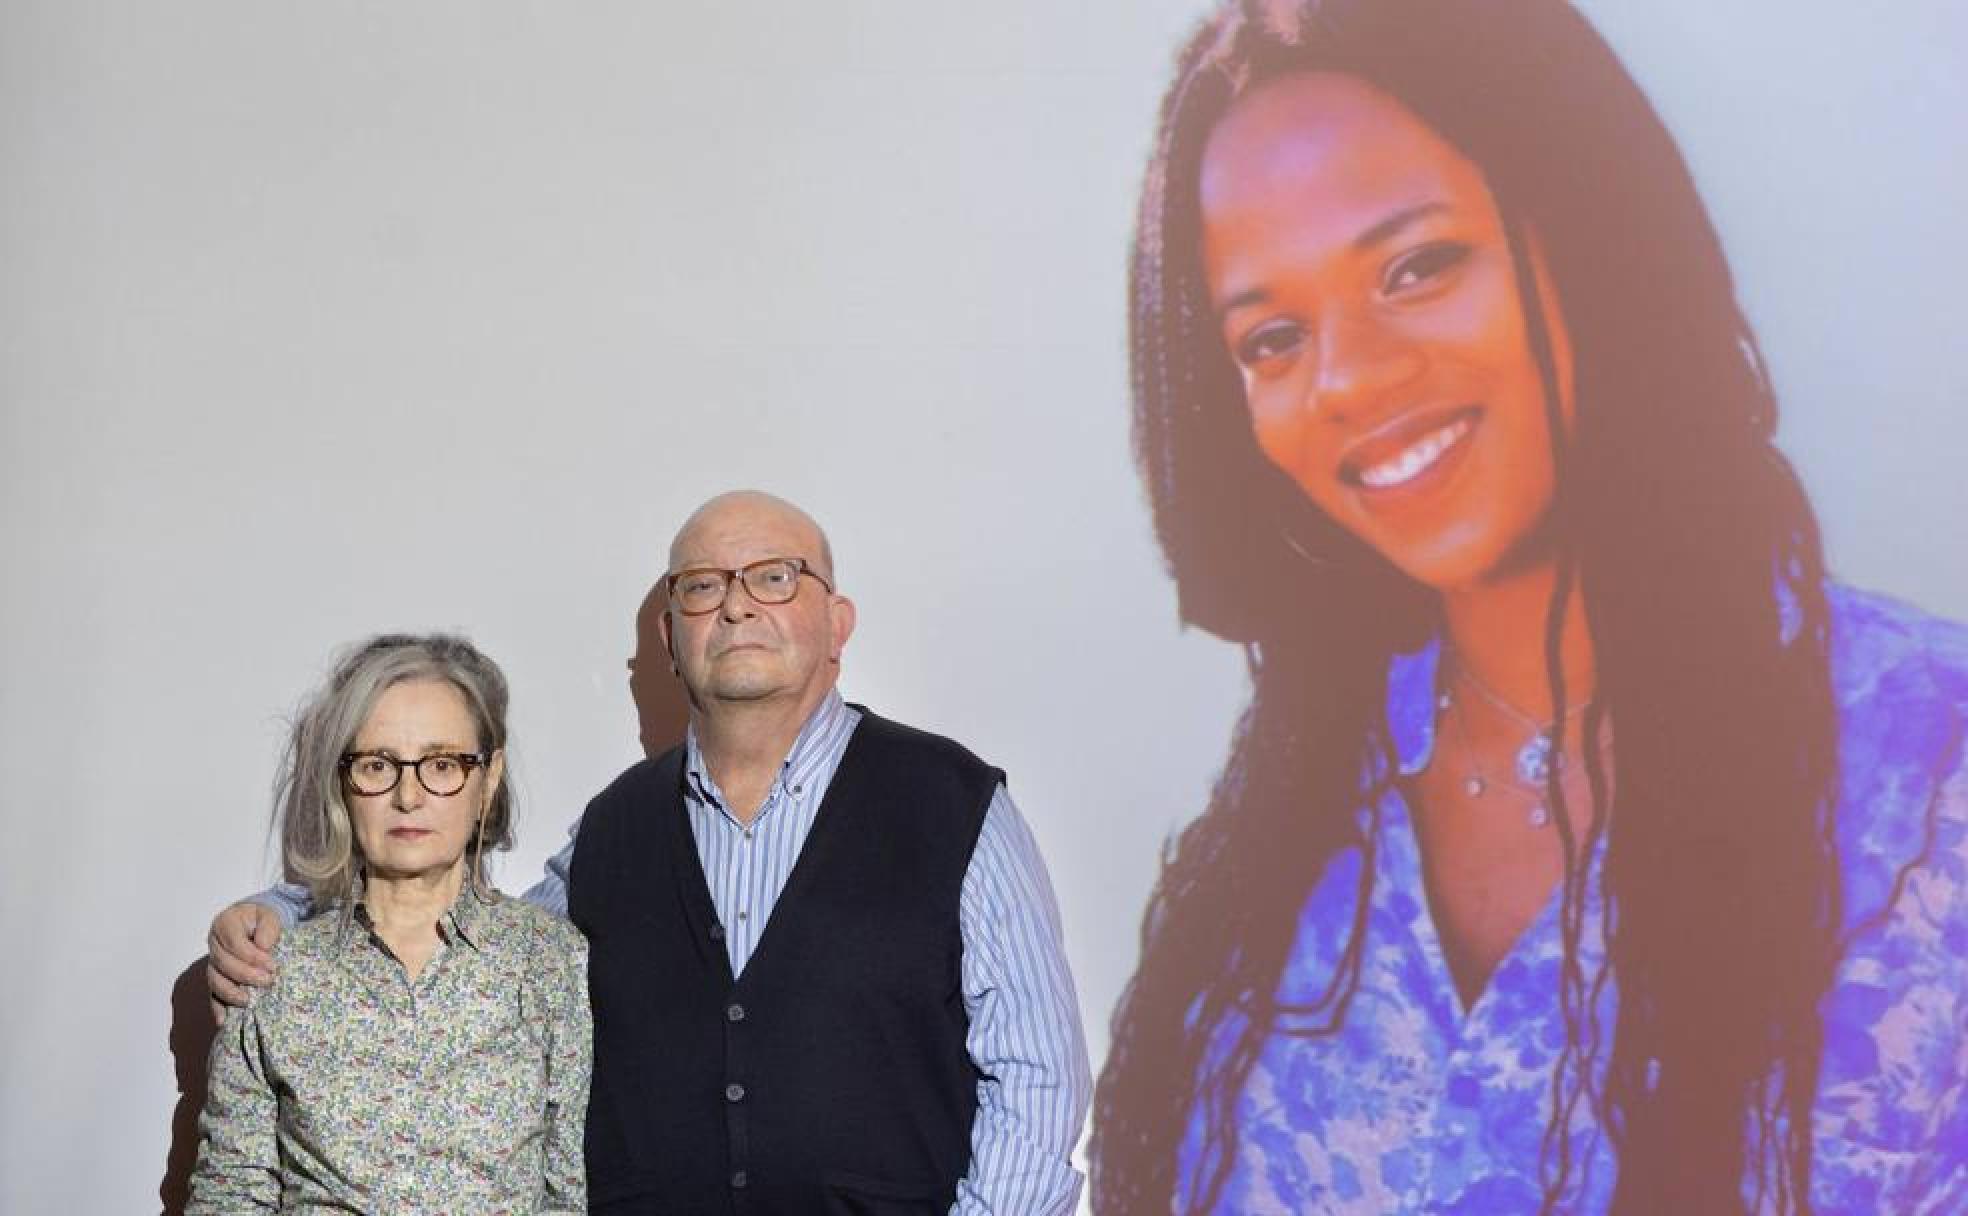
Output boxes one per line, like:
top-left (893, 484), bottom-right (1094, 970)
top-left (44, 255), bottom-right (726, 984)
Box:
top-left (392, 767), bottom-right (426, 810)
top-left (1309, 309), bottom-right (1422, 423)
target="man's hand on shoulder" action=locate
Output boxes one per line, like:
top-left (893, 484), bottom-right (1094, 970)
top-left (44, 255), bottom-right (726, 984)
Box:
top-left (206, 901), bottom-right (283, 1024)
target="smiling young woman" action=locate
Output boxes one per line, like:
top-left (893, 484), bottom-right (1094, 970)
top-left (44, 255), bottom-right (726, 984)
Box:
top-left (1200, 70), bottom-right (1574, 597)
top-left (1092, 2), bottom-right (1967, 1213)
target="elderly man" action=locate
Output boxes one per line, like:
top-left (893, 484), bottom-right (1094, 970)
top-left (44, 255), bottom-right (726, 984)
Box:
top-left (208, 490), bottom-right (1091, 1214)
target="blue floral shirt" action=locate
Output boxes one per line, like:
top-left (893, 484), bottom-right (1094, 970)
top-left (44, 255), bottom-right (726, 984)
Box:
top-left (1177, 586), bottom-right (1968, 1213)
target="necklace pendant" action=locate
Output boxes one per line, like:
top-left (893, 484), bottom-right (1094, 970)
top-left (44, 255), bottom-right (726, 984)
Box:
top-left (1462, 774), bottom-right (1486, 798)
top-left (1515, 732), bottom-right (1562, 786)
top-left (1529, 804), bottom-right (1551, 828)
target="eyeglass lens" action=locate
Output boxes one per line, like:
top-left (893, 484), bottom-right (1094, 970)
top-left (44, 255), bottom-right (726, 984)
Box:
top-left (673, 559), bottom-right (803, 612)
top-left (345, 754), bottom-right (474, 797)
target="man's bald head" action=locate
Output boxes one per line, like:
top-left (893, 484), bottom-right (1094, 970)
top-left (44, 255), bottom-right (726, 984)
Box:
top-left (658, 490), bottom-right (856, 721)
top-left (668, 490), bottom-right (836, 586)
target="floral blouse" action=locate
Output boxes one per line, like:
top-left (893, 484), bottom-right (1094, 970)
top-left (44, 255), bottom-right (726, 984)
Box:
top-left (188, 886), bottom-right (591, 1215)
top-left (1177, 586), bottom-right (1968, 1213)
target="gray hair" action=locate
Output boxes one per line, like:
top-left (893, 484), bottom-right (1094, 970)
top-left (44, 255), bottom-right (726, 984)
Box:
top-left (275, 633), bottom-right (517, 907)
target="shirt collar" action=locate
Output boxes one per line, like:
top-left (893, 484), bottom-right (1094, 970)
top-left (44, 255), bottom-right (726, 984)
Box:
top-left (1385, 633), bottom-right (1443, 778)
top-left (682, 688), bottom-right (850, 813)
top-left (439, 882), bottom-right (495, 950)
top-left (339, 876), bottom-right (497, 954)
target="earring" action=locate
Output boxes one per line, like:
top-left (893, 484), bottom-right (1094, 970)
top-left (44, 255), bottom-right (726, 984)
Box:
top-left (1281, 529), bottom-right (1333, 569)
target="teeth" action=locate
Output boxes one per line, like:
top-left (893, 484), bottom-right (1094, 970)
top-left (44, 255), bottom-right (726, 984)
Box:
top-left (1357, 417), bottom-right (1473, 489)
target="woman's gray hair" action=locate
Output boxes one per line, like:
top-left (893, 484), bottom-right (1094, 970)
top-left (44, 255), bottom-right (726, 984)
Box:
top-left (275, 633), bottom-right (517, 907)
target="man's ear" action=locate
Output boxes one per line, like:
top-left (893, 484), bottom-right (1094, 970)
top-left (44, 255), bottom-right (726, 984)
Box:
top-left (828, 595), bottom-right (857, 662)
top-left (657, 606), bottom-right (679, 674)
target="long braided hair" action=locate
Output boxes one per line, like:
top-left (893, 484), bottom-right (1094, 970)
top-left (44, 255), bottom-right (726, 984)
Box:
top-left (1091, 2), bottom-right (1841, 1211)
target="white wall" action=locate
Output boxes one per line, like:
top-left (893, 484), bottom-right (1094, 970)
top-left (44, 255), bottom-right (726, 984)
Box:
top-left (1, 3), bottom-right (1961, 1210)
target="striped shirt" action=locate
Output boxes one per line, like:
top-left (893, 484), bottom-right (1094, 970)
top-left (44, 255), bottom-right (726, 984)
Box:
top-left (537, 690), bottom-right (1091, 1214)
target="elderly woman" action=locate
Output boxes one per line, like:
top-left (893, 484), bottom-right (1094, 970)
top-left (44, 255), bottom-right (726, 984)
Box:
top-left (1092, 1), bottom-right (1966, 1213)
top-left (187, 634), bottom-right (589, 1214)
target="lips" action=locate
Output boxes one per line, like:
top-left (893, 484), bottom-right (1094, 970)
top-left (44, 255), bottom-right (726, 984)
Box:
top-left (387, 828), bottom-right (434, 840)
top-left (1340, 406), bottom-right (1481, 495)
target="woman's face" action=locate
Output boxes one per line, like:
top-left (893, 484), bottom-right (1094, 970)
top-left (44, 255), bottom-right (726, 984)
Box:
top-left (1199, 72), bottom-right (1573, 594)
top-left (345, 678), bottom-right (501, 886)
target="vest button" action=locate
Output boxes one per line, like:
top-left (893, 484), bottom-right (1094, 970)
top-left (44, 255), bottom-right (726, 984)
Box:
top-left (709, 924), bottom-right (726, 941)
top-left (726, 1002), bottom-right (746, 1023)
top-left (725, 1082), bottom-right (746, 1102)
top-left (731, 1169), bottom-right (749, 1189)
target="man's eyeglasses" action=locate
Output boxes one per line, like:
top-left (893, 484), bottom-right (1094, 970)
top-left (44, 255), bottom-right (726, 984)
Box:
top-left (340, 751), bottom-right (487, 797)
top-left (664, 557), bottom-right (833, 616)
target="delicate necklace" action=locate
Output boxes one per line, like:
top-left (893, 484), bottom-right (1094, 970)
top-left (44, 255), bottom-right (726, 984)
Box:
top-left (1434, 657), bottom-right (1592, 829)
top-left (1451, 659), bottom-right (1588, 787)
top-left (1436, 687), bottom-right (1553, 828)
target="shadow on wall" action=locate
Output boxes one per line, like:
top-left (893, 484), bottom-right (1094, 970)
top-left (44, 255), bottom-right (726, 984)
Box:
top-left (159, 958), bottom-right (216, 1216)
top-left (629, 579), bottom-right (692, 759)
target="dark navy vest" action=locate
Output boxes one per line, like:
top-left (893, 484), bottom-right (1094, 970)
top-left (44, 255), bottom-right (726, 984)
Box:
top-left (570, 707), bottom-right (1000, 1215)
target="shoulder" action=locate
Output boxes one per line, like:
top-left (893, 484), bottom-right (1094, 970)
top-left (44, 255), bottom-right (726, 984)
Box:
top-left (964, 786), bottom-right (1065, 912)
top-left (1826, 584), bottom-right (1967, 785)
top-left (850, 706), bottom-right (999, 779)
top-left (247, 910), bottom-right (348, 1023)
top-left (591, 749), bottom-right (682, 803)
top-left (1817, 590), bottom-right (1968, 1143)
top-left (580, 749), bottom-right (684, 834)
top-left (1827, 583), bottom-right (1968, 707)
top-left (276, 908), bottom-right (347, 971)
top-left (1823, 584), bottom-right (1968, 929)
top-left (486, 893), bottom-right (587, 963)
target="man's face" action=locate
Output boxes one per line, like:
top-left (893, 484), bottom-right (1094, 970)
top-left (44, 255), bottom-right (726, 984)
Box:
top-left (659, 496), bottom-right (854, 717)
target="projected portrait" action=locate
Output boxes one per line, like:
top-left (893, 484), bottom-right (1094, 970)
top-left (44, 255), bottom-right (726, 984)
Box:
top-left (1091, 1), bottom-right (1967, 1212)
